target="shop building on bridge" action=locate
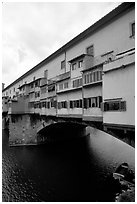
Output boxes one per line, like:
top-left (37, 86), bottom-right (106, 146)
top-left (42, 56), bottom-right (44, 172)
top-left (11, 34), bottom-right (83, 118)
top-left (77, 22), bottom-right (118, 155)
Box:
top-left (2, 3), bottom-right (135, 138)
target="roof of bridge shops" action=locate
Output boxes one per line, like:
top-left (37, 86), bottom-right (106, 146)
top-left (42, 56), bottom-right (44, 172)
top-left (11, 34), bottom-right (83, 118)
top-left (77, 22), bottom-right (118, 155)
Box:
top-left (2, 2), bottom-right (135, 92)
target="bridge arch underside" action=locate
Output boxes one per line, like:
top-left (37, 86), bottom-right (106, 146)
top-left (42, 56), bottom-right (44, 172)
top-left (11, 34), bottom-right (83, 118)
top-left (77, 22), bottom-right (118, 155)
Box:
top-left (37, 122), bottom-right (87, 144)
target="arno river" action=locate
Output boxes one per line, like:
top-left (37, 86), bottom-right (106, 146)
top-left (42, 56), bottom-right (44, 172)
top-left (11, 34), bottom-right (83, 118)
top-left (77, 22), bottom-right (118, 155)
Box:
top-left (2, 127), bottom-right (135, 202)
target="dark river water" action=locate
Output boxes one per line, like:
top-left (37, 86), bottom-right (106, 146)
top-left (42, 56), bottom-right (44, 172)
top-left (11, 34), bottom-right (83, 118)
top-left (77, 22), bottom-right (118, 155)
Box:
top-left (2, 127), bottom-right (135, 202)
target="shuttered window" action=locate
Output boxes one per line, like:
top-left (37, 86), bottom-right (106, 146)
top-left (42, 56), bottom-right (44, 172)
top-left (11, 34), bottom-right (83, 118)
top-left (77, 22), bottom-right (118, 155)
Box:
top-left (102, 101), bottom-right (126, 112)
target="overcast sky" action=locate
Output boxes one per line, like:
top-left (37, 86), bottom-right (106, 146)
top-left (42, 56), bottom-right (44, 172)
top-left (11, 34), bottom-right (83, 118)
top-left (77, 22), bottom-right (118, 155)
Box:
top-left (2, 2), bottom-right (121, 87)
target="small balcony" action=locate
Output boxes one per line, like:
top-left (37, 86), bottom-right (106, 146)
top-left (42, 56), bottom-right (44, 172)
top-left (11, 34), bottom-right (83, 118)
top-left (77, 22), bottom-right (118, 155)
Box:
top-left (29, 87), bottom-right (35, 93)
top-left (40, 92), bottom-right (48, 100)
top-left (103, 52), bottom-right (135, 73)
top-left (56, 71), bottom-right (70, 82)
top-left (48, 90), bottom-right (56, 98)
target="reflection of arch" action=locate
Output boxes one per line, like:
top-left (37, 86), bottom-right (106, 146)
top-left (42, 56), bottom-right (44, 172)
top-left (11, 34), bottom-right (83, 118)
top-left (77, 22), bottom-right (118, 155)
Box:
top-left (37, 122), bottom-right (87, 144)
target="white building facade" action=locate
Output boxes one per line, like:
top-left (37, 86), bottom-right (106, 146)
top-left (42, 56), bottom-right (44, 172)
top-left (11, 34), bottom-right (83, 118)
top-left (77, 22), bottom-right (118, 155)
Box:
top-left (2, 3), bottom-right (135, 137)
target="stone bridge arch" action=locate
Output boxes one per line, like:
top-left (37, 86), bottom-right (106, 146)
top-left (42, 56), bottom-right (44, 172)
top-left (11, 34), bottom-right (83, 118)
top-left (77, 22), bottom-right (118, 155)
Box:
top-left (37, 121), bottom-right (89, 144)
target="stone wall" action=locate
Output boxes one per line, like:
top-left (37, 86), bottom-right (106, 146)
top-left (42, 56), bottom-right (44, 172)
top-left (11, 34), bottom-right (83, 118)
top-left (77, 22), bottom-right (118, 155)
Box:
top-left (8, 114), bottom-right (88, 146)
top-left (9, 114), bottom-right (42, 145)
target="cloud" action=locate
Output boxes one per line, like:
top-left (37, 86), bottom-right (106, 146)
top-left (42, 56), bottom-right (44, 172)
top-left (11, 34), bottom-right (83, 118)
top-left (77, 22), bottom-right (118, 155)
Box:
top-left (2, 2), bottom-right (121, 87)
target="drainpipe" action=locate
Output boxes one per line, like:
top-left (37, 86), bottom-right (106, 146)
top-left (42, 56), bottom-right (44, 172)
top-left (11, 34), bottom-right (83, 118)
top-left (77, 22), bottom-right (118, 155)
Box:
top-left (55, 80), bottom-right (58, 117)
top-left (65, 51), bottom-right (66, 73)
top-left (81, 71), bottom-right (84, 118)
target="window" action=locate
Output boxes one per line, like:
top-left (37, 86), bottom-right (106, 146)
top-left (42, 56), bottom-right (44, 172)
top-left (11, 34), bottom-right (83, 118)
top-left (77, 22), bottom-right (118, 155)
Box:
top-left (30, 83), bottom-right (34, 88)
top-left (58, 101), bottom-right (67, 109)
top-left (78, 60), bottom-right (83, 68)
top-left (35, 80), bottom-right (40, 87)
top-left (61, 60), bottom-right (65, 69)
top-left (58, 102), bottom-right (61, 109)
top-left (84, 71), bottom-right (102, 85)
top-left (59, 83), bottom-right (63, 90)
top-left (61, 101), bottom-right (67, 108)
top-left (42, 102), bottom-right (45, 108)
top-left (98, 96), bottom-right (102, 108)
top-left (70, 101), bottom-right (73, 109)
top-left (102, 101), bottom-right (126, 112)
top-left (72, 78), bottom-right (82, 88)
top-left (64, 82), bottom-right (68, 89)
top-left (35, 91), bottom-right (40, 98)
top-left (47, 102), bottom-right (50, 109)
top-left (41, 86), bottom-right (47, 94)
top-left (84, 98), bottom-right (88, 109)
top-left (14, 88), bottom-right (15, 92)
top-left (72, 63), bottom-right (76, 70)
top-left (91, 97), bottom-right (97, 107)
top-left (86, 45), bottom-right (94, 56)
top-left (83, 96), bottom-right (101, 109)
top-left (54, 101), bottom-right (57, 108)
top-left (69, 99), bottom-right (82, 109)
top-left (48, 84), bottom-right (55, 92)
top-left (130, 22), bottom-right (135, 37)
top-left (51, 99), bottom-right (55, 107)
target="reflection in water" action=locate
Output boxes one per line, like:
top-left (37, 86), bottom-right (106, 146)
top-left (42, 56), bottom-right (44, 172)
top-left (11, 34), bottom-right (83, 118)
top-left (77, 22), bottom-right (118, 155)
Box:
top-left (2, 127), bottom-right (135, 202)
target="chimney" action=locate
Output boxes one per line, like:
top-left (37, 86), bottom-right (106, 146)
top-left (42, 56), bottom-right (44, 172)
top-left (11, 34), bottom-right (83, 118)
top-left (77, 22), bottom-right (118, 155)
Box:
top-left (2, 83), bottom-right (5, 91)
